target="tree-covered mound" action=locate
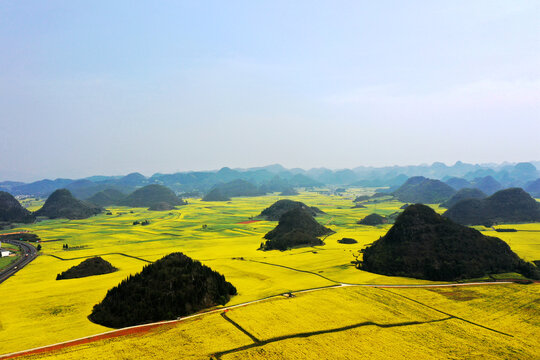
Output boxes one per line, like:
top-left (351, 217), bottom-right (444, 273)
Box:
top-left (86, 189), bottom-right (126, 207)
top-left (445, 177), bottom-right (473, 190)
top-left (89, 253), bottom-right (237, 328)
top-left (258, 199), bottom-right (324, 221)
top-left (34, 189), bottom-right (102, 220)
top-left (440, 188), bottom-right (487, 209)
top-left (443, 188), bottom-right (540, 226)
top-left (148, 202), bottom-right (176, 211)
top-left (120, 184), bottom-right (186, 208)
top-left (393, 176), bottom-right (456, 204)
top-left (353, 195), bottom-right (370, 202)
top-left (203, 179), bottom-right (263, 201)
top-left (0, 191), bottom-right (35, 223)
top-left (338, 238), bottom-right (358, 244)
top-left (56, 257), bottom-right (117, 280)
top-left (202, 188), bottom-right (230, 201)
top-left (279, 187), bottom-right (299, 196)
top-left (357, 213), bottom-right (387, 225)
top-left (261, 208), bottom-right (333, 251)
top-left (471, 176), bottom-right (502, 195)
top-left (361, 204), bottom-right (539, 281)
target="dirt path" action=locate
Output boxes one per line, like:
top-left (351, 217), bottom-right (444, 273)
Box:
top-left (0, 280), bottom-right (527, 359)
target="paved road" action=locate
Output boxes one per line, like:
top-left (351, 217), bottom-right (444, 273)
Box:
top-left (0, 240), bottom-right (38, 284)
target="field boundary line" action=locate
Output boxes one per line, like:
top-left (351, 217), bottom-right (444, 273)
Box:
top-left (220, 311), bottom-right (261, 343)
top-left (0, 281), bottom-right (524, 359)
top-left (47, 253), bottom-right (152, 263)
top-left (379, 288), bottom-right (514, 337)
top-left (211, 316), bottom-right (454, 359)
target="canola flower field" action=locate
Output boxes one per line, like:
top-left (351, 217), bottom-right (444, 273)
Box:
top-left (0, 190), bottom-right (539, 358)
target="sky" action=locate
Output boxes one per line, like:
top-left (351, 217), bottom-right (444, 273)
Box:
top-left (1, 1), bottom-right (539, 181)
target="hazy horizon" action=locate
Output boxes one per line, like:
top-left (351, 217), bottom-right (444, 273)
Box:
top-left (1, 1), bottom-right (539, 181)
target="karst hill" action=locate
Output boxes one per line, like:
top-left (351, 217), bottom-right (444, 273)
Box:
top-left (443, 188), bottom-right (540, 226)
top-left (120, 184), bottom-right (186, 208)
top-left (57, 257), bottom-right (117, 280)
top-left (261, 208), bottom-right (333, 250)
top-left (258, 199), bottom-right (324, 221)
top-left (440, 188), bottom-right (487, 209)
top-left (0, 191), bottom-right (35, 223)
top-left (34, 189), bottom-right (102, 220)
top-left (393, 176), bottom-right (456, 204)
top-left (361, 204), bottom-right (539, 281)
top-left (89, 253), bottom-right (237, 328)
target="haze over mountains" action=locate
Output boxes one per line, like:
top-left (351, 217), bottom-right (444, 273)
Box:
top-left (1, 161), bottom-right (539, 200)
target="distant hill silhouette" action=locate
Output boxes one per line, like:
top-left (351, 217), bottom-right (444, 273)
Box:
top-left (120, 185), bottom-right (185, 208)
top-left (116, 172), bottom-right (147, 186)
top-left (471, 176), bottom-right (502, 195)
top-left (445, 177), bottom-right (473, 190)
top-left (357, 213), bottom-right (387, 226)
top-left (262, 208), bottom-right (333, 250)
top-left (525, 179), bottom-right (540, 198)
top-left (259, 199), bottom-right (325, 221)
top-left (361, 204), bottom-right (539, 281)
top-left (86, 189), bottom-right (127, 207)
top-left (202, 188), bottom-right (231, 201)
top-left (443, 188), bottom-right (540, 226)
top-left (280, 187), bottom-right (299, 196)
top-left (258, 176), bottom-right (291, 194)
top-left (287, 174), bottom-right (323, 187)
top-left (56, 257), bottom-right (117, 280)
top-left (0, 191), bottom-right (35, 223)
top-left (393, 176), bottom-right (456, 203)
top-left (89, 253), bottom-right (237, 328)
top-left (441, 188), bottom-right (487, 209)
top-left (203, 179), bottom-right (263, 201)
top-left (9, 179), bottom-right (73, 197)
top-left (35, 189), bottom-right (102, 219)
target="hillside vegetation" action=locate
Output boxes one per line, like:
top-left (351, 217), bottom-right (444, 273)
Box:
top-left (56, 257), bottom-right (117, 280)
top-left (86, 189), bottom-right (127, 207)
top-left (440, 188), bottom-right (487, 208)
top-left (120, 185), bottom-right (185, 208)
top-left (262, 208), bottom-right (333, 250)
top-left (361, 204), bottom-right (539, 281)
top-left (443, 188), bottom-right (540, 226)
top-left (34, 189), bottom-right (102, 220)
top-left (258, 199), bottom-right (324, 221)
top-left (393, 177), bottom-right (456, 204)
top-left (0, 191), bottom-right (35, 223)
top-left (89, 253), bottom-right (237, 328)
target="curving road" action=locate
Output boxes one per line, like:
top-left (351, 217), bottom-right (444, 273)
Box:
top-left (0, 240), bottom-right (38, 284)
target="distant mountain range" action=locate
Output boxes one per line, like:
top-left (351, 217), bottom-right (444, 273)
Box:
top-left (1, 161), bottom-right (539, 198)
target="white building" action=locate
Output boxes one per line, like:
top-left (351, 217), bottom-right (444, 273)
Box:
top-left (0, 241), bottom-right (12, 257)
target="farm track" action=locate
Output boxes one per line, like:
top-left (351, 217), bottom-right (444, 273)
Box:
top-left (240, 258), bottom-right (342, 283)
top-left (212, 316), bottom-right (454, 359)
top-left (47, 253), bottom-right (152, 263)
top-left (0, 281), bottom-right (526, 359)
top-left (0, 241), bottom-right (37, 284)
top-left (378, 288), bottom-right (513, 337)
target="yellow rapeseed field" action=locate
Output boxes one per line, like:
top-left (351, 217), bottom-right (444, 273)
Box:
top-left (16, 284), bottom-right (540, 359)
top-left (0, 191), bottom-right (538, 357)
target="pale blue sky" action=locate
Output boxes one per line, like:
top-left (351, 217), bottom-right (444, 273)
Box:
top-left (1, 1), bottom-right (539, 181)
